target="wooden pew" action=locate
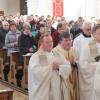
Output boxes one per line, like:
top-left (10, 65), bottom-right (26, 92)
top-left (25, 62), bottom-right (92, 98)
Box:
top-left (0, 57), bottom-right (3, 79)
top-left (22, 53), bottom-right (33, 89)
top-left (9, 51), bottom-right (20, 84)
top-left (0, 88), bottom-right (13, 100)
top-left (0, 48), bottom-right (8, 79)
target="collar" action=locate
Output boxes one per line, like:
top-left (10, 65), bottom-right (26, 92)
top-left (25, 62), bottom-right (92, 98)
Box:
top-left (82, 32), bottom-right (91, 38)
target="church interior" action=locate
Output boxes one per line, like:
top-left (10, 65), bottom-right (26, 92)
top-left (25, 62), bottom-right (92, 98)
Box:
top-left (0, 0), bottom-right (100, 100)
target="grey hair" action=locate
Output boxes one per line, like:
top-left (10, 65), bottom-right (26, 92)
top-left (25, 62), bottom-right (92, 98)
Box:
top-left (82, 21), bottom-right (93, 29)
top-left (23, 22), bottom-right (31, 30)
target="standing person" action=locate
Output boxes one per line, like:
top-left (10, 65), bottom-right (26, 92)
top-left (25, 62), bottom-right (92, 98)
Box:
top-left (46, 19), bottom-right (56, 35)
top-left (0, 21), bottom-right (9, 48)
top-left (53, 32), bottom-right (79, 100)
top-left (73, 21), bottom-right (93, 52)
top-left (17, 22), bottom-right (37, 87)
top-left (5, 22), bottom-right (21, 56)
top-left (79, 25), bottom-right (100, 100)
top-left (28, 34), bottom-right (71, 100)
top-left (34, 25), bottom-right (51, 48)
top-left (52, 23), bottom-right (64, 47)
top-left (93, 25), bottom-right (100, 100)
top-left (0, 21), bottom-right (10, 81)
top-left (4, 22), bottom-right (21, 81)
top-left (18, 22), bottom-right (37, 65)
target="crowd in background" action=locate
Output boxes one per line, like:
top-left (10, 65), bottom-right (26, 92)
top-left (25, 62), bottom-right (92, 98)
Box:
top-left (0, 14), bottom-right (99, 60)
top-left (0, 13), bottom-right (100, 100)
top-left (0, 13), bottom-right (100, 86)
top-left (0, 14), bottom-right (99, 49)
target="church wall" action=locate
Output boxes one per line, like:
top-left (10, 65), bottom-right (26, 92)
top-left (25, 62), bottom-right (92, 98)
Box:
top-left (0, 0), bottom-right (20, 16)
top-left (27, 0), bottom-right (52, 16)
top-left (27, 0), bottom-right (100, 20)
top-left (0, 0), bottom-right (7, 15)
top-left (7, 0), bottom-right (20, 16)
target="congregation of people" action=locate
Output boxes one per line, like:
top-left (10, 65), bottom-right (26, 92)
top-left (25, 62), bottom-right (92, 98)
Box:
top-left (0, 14), bottom-right (100, 100)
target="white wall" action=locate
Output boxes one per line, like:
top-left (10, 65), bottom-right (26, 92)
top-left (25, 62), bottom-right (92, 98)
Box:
top-left (37, 0), bottom-right (52, 16)
top-left (0, 0), bottom-right (20, 15)
top-left (7, 0), bottom-right (20, 15)
top-left (27, 0), bottom-right (39, 15)
top-left (27, 0), bottom-right (100, 20)
top-left (64, 0), bottom-right (81, 20)
top-left (27, 0), bottom-right (52, 16)
top-left (0, 0), bottom-right (8, 14)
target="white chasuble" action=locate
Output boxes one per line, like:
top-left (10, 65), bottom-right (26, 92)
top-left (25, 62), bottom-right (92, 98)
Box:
top-left (53, 45), bottom-right (80, 100)
top-left (79, 40), bottom-right (100, 100)
top-left (73, 34), bottom-right (92, 53)
top-left (93, 43), bottom-right (100, 100)
top-left (28, 48), bottom-right (71, 100)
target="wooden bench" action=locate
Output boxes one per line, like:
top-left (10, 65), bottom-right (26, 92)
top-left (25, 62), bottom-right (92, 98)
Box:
top-left (0, 89), bottom-right (13, 100)
top-left (0, 48), bottom-right (8, 79)
top-left (22, 53), bottom-right (32, 89)
top-left (9, 51), bottom-right (20, 84)
top-left (0, 57), bottom-right (3, 79)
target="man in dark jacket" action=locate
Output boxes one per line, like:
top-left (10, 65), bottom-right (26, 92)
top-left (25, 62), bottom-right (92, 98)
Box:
top-left (0, 21), bottom-right (9, 48)
top-left (17, 22), bottom-right (37, 87)
top-left (18, 22), bottom-right (37, 65)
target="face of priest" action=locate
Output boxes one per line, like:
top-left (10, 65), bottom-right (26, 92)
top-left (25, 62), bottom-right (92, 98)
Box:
top-left (42, 35), bottom-right (53, 52)
top-left (60, 36), bottom-right (72, 50)
top-left (94, 28), bottom-right (100, 43)
top-left (82, 23), bottom-right (92, 36)
top-left (83, 26), bottom-right (92, 36)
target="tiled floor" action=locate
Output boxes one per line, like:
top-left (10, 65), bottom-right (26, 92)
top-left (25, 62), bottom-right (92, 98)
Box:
top-left (0, 83), bottom-right (29, 100)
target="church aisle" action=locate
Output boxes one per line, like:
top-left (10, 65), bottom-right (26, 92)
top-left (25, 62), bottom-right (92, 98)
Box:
top-left (0, 83), bottom-right (29, 100)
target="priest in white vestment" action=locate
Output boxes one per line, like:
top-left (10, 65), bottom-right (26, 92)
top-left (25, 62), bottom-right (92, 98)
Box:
top-left (79, 25), bottom-right (100, 100)
top-left (28, 34), bottom-right (71, 100)
top-left (53, 32), bottom-right (79, 100)
top-left (73, 21), bottom-right (93, 53)
top-left (93, 25), bottom-right (100, 100)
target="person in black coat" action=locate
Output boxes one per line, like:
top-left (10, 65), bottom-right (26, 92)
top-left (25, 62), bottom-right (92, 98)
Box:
top-left (18, 22), bottom-right (37, 65)
top-left (17, 22), bottom-right (37, 87)
top-left (0, 21), bottom-right (9, 48)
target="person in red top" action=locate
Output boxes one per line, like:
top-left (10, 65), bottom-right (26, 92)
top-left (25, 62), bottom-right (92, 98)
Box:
top-left (52, 23), bottom-right (64, 47)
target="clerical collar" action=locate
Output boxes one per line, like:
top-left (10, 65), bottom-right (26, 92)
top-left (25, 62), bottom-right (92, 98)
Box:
top-left (82, 32), bottom-right (91, 38)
